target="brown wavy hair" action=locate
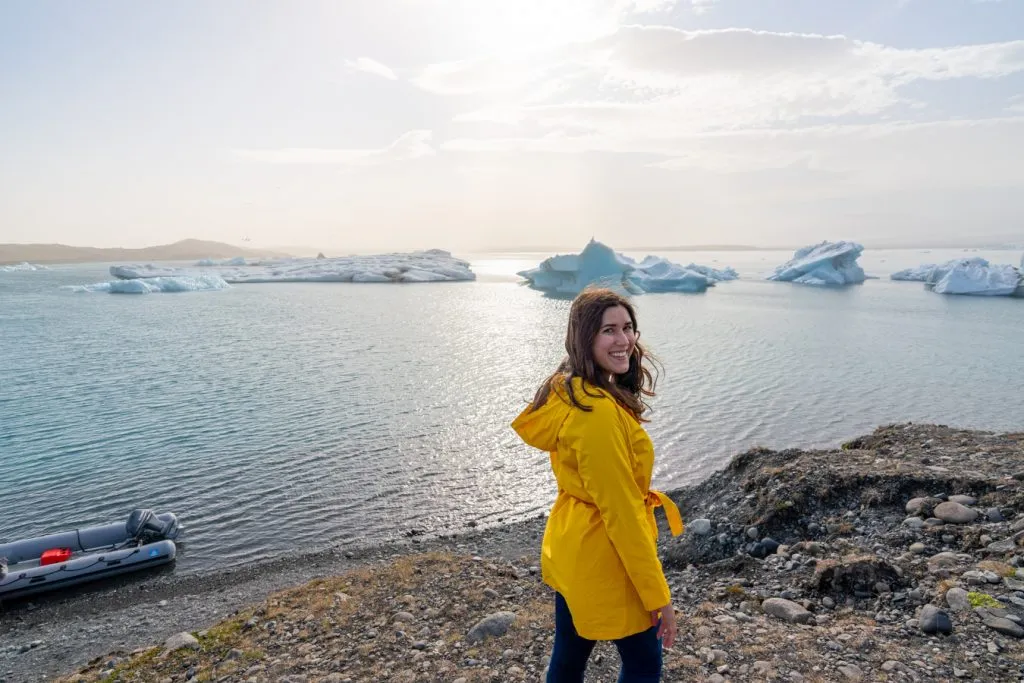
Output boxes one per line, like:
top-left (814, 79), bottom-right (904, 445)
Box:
top-left (530, 287), bottom-right (659, 420)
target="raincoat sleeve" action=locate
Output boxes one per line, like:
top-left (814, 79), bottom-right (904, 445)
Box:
top-left (566, 399), bottom-right (671, 612)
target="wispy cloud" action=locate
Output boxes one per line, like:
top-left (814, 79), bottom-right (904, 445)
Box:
top-left (246, 6), bottom-right (1024, 207)
top-left (690, 0), bottom-right (720, 14)
top-left (235, 130), bottom-right (434, 164)
top-left (344, 57), bottom-right (398, 81)
top-left (419, 27), bottom-right (1024, 138)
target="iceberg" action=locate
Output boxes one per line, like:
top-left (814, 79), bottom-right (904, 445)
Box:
top-left (891, 264), bottom-right (940, 281)
top-left (932, 262), bottom-right (1020, 296)
top-left (111, 249), bottom-right (474, 284)
top-left (1, 262), bottom-right (49, 272)
top-left (767, 241), bottom-right (866, 286)
top-left (680, 263), bottom-right (739, 282)
top-left (110, 264), bottom-right (182, 279)
top-left (891, 257), bottom-right (1023, 296)
top-left (64, 275), bottom-right (231, 294)
top-left (928, 259), bottom-right (1020, 296)
top-left (625, 256), bottom-right (715, 293)
top-left (196, 256), bottom-right (248, 267)
top-left (891, 257), bottom-right (993, 283)
top-left (517, 239), bottom-right (735, 295)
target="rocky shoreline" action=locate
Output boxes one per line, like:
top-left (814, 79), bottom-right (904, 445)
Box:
top-left (2, 423), bottom-right (1023, 682)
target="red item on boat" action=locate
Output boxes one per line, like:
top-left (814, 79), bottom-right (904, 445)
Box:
top-left (40, 548), bottom-right (73, 565)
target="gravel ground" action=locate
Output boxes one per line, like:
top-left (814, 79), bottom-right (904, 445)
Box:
top-left (0, 519), bottom-right (547, 683)
top-left (3, 422), bottom-right (1024, 683)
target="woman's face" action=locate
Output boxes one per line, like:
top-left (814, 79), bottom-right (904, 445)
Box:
top-left (592, 305), bottom-right (636, 376)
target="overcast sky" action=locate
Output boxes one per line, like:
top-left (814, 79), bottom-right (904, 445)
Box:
top-left (1, 0), bottom-right (1022, 252)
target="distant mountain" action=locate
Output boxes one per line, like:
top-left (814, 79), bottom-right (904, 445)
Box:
top-left (0, 239), bottom-right (292, 265)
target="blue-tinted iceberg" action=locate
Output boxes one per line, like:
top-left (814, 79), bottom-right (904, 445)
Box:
top-left (891, 264), bottom-right (940, 281)
top-left (517, 239), bottom-right (736, 295)
top-left (112, 249), bottom-right (474, 284)
top-left (768, 241), bottom-right (866, 286)
top-left (196, 256), bottom-right (248, 266)
top-left (110, 264), bottom-right (181, 279)
top-left (680, 263), bottom-right (739, 282)
top-left (892, 257), bottom-right (1022, 296)
top-left (65, 275), bottom-right (232, 294)
top-left (890, 257), bottom-right (987, 283)
top-left (1, 262), bottom-right (49, 272)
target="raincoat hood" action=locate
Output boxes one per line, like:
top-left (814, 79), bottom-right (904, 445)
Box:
top-left (511, 381), bottom-right (575, 452)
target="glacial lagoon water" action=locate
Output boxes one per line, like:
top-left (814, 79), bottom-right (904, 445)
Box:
top-left (1, 249), bottom-right (1021, 573)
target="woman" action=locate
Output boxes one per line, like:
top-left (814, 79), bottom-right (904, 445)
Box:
top-left (512, 287), bottom-right (684, 683)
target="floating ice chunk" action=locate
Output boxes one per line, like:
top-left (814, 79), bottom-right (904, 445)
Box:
top-left (928, 259), bottom-right (1021, 296)
top-left (518, 239), bottom-right (728, 295)
top-left (892, 257), bottom-right (1022, 296)
top-left (768, 241), bottom-right (866, 286)
top-left (1, 262), bottom-right (49, 272)
top-left (197, 256), bottom-right (248, 266)
top-left (891, 257), bottom-right (989, 283)
top-left (891, 264), bottom-right (939, 281)
top-left (627, 264), bottom-right (712, 293)
top-left (112, 250), bottom-right (474, 284)
top-left (681, 263), bottom-right (739, 282)
top-left (65, 275), bottom-right (231, 294)
top-left (111, 264), bottom-right (184, 279)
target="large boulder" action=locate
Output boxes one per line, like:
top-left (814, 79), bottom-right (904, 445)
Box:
top-left (762, 598), bottom-right (813, 624)
top-left (466, 612), bottom-right (517, 644)
top-left (933, 501), bottom-right (978, 524)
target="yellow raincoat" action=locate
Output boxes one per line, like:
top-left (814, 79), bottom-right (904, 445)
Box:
top-left (512, 377), bottom-right (684, 641)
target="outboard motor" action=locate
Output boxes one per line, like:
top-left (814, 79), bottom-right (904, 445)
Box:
top-left (126, 509), bottom-right (180, 543)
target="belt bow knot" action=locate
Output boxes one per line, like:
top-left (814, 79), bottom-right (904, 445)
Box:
top-left (645, 489), bottom-right (684, 536)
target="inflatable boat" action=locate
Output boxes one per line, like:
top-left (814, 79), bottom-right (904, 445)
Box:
top-left (0, 509), bottom-right (180, 602)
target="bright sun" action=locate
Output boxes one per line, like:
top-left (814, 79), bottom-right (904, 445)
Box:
top-left (456, 0), bottom-right (616, 57)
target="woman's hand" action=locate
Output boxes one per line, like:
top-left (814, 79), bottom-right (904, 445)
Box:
top-left (651, 603), bottom-right (677, 648)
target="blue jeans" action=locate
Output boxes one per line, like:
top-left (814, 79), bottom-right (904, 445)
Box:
top-left (546, 592), bottom-right (662, 683)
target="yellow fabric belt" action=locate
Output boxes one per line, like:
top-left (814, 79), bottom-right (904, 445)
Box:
top-left (645, 489), bottom-right (685, 537)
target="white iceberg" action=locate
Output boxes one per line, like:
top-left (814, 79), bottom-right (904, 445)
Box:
top-left (517, 239), bottom-right (734, 295)
top-left (680, 263), bottom-right (739, 282)
top-left (767, 241), bottom-right (866, 286)
top-left (891, 257), bottom-right (1023, 296)
top-left (927, 259), bottom-right (1020, 296)
top-left (891, 257), bottom-right (993, 282)
top-left (891, 263), bottom-right (941, 281)
top-left (625, 256), bottom-right (715, 293)
top-left (110, 264), bottom-right (183, 279)
top-left (1, 262), bottom-right (49, 272)
top-left (64, 275), bottom-right (231, 294)
top-left (112, 249), bottom-right (474, 284)
top-left (196, 256), bottom-right (248, 266)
